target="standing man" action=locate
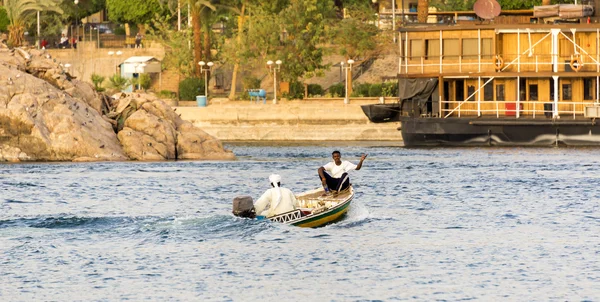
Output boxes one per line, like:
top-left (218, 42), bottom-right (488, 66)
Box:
top-left (318, 150), bottom-right (367, 193)
top-left (135, 32), bottom-right (143, 48)
top-left (254, 174), bottom-right (299, 217)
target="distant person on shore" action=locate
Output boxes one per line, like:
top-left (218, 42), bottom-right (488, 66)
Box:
top-left (40, 38), bottom-right (48, 49)
top-left (59, 34), bottom-right (69, 48)
top-left (254, 174), bottom-right (298, 217)
top-left (135, 32), bottom-right (143, 48)
top-left (72, 36), bottom-right (78, 49)
top-left (318, 151), bottom-right (367, 193)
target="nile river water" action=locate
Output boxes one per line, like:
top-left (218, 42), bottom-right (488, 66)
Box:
top-left (1, 144), bottom-right (600, 301)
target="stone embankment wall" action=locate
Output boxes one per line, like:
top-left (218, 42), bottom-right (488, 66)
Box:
top-left (175, 98), bottom-right (402, 141)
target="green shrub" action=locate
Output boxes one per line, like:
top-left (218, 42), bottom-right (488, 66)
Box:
top-left (307, 84), bottom-right (324, 97)
top-left (242, 76), bottom-right (261, 90)
top-left (369, 83), bottom-right (383, 97)
top-left (0, 7), bottom-right (8, 32)
top-left (282, 80), bottom-right (304, 100)
top-left (158, 90), bottom-right (176, 98)
top-left (353, 83), bottom-right (370, 97)
top-left (108, 74), bottom-right (130, 92)
top-left (178, 77), bottom-right (204, 101)
top-left (114, 26), bottom-right (126, 35)
top-left (90, 73), bottom-right (105, 92)
top-left (382, 81), bottom-right (398, 97)
top-left (131, 73), bottom-right (152, 90)
top-left (328, 83), bottom-right (345, 97)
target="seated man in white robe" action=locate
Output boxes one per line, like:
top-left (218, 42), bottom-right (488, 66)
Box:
top-left (254, 174), bottom-right (298, 217)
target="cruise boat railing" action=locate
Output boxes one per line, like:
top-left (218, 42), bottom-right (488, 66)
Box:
top-left (403, 53), bottom-right (600, 74)
top-left (439, 100), bottom-right (598, 119)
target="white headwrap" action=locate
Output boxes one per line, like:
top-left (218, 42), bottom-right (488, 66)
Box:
top-left (269, 174), bottom-right (283, 212)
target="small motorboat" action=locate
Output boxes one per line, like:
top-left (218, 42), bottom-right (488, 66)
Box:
top-left (232, 186), bottom-right (354, 228)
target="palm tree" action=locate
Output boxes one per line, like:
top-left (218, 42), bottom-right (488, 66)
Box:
top-left (417, 0), bottom-right (428, 23)
top-left (2, 0), bottom-right (62, 46)
top-left (188, 1), bottom-right (215, 76)
top-left (167, 0), bottom-right (239, 76)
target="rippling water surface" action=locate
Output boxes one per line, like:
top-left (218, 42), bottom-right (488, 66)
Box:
top-left (2, 144), bottom-right (600, 301)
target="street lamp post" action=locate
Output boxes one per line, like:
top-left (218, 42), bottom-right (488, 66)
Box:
top-left (267, 60), bottom-right (282, 104)
top-left (108, 50), bottom-right (123, 74)
top-left (198, 61), bottom-right (214, 97)
top-left (341, 59), bottom-right (354, 104)
top-left (108, 51), bottom-right (114, 71)
top-left (37, 11), bottom-right (40, 49)
top-left (74, 0), bottom-right (79, 49)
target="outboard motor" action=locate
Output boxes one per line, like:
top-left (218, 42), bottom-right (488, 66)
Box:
top-left (232, 195), bottom-right (256, 218)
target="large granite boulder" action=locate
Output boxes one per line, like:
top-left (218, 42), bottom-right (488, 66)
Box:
top-left (113, 94), bottom-right (235, 161)
top-left (0, 46), bottom-right (235, 162)
top-left (0, 66), bottom-right (126, 162)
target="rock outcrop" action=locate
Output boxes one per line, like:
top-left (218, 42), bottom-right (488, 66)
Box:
top-left (0, 46), bottom-right (234, 162)
top-left (110, 93), bottom-right (235, 161)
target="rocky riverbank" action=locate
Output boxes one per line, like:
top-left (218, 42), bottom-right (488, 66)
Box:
top-left (0, 46), bottom-right (234, 162)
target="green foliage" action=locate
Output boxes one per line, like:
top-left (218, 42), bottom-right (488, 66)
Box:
top-left (113, 26), bottom-right (126, 35)
top-left (158, 90), bottom-right (176, 98)
top-left (382, 81), bottom-right (398, 97)
top-left (60, 0), bottom-right (106, 22)
top-left (307, 84), bottom-right (324, 97)
top-left (220, 4), bottom-right (281, 71)
top-left (432, 0), bottom-right (544, 11)
top-left (352, 82), bottom-right (370, 97)
top-left (328, 83), bottom-right (345, 97)
top-left (497, 0), bottom-right (543, 10)
top-left (278, 0), bottom-right (336, 81)
top-left (282, 80), bottom-right (305, 100)
top-left (36, 13), bottom-right (64, 40)
top-left (329, 2), bottom-right (378, 59)
top-left (368, 83), bottom-right (382, 97)
top-left (108, 74), bottom-right (130, 92)
top-left (242, 76), bottom-right (261, 90)
top-left (91, 73), bottom-right (105, 92)
top-left (341, 82), bottom-right (393, 97)
top-left (431, 0), bottom-right (477, 11)
top-left (179, 77), bottom-right (205, 101)
top-left (131, 73), bottom-right (152, 91)
top-left (3, 0), bottom-right (63, 46)
top-left (147, 14), bottom-right (195, 77)
top-left (0, 7), bottom-right (8, 32)
top-left (106, 0), bottom-right (165, 25)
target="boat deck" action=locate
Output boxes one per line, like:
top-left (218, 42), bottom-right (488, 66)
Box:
top-left (296, 187), bottom-right (353, 209)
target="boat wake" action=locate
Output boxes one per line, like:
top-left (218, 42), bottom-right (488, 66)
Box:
top-left (0, 214), bottom-right (277, 241)
top-left (328, 201), bottom-right (371, 228)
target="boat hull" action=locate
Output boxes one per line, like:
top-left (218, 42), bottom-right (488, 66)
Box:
top-left (400, 117), bottom-right (600, 147)
top-left (291, 197), bottom-right (352, 228)
top-left (268, 187), bottom-right (354, 228)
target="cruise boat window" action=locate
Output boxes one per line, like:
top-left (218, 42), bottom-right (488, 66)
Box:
top-left (529, 84), bottom-right (538, 101)
top-left (584, 78), bottom-right (594, 100)
top-left (481, 38), bottom-right (493, 59)
top-left (443, 39), bottom-right (459, 59)
top-left (455, 80), bottom-right (465, 101)
top-left (496, 84), bottom-right (505, 101)
top-left (410, 40), bottom-right (423, 60)
top-left (425, 39), bottom-right (440, 60)
top-left (462, 39), bottom-right (478, 59)
top-left (467, 85), bottom-right (475, 101)
top-left (562, 83), bottom-right (572, 101)
top-left (483, 79), bottom-right (493, 101)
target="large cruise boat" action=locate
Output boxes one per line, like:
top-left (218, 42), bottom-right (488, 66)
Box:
top-left (363, 1), bottom-right (600, 146)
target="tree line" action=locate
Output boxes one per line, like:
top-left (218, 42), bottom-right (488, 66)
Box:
top-left (1, 0), bottom-right (567, 100)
